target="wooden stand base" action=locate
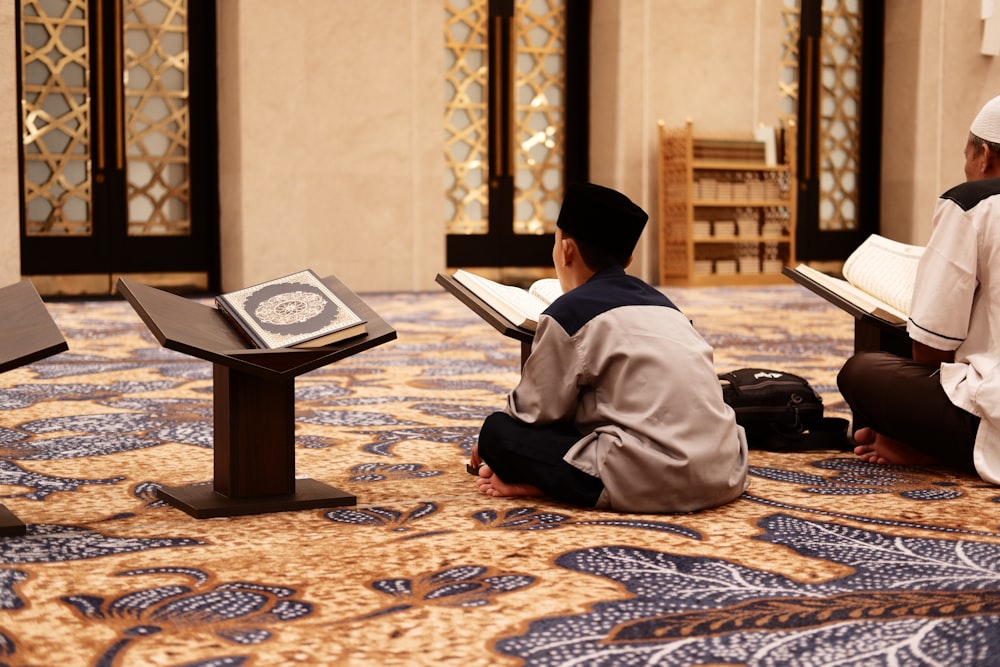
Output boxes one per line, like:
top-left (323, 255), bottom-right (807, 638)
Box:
top-left (0, 504), bottom-right (27, 537)
top-left (157, 478), bottom-right (356, 519)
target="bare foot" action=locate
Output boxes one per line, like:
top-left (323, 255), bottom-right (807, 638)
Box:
top-left (476, 464), bottom-right (544, 498)
top-left (852, 427), bottom-right (938, 466)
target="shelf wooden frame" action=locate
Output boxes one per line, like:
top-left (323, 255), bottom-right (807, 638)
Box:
top-left (657, 120), bottom-right (798, 286)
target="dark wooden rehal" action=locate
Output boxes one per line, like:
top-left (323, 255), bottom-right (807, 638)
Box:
top-left (435, 273), bottom-right (534, 367)
top-left (118, 275), bottom-right (397, 519)
top-left (0, 280), bottom-right (69, 536)
top-left (782, 265), bottom-right (911, 357)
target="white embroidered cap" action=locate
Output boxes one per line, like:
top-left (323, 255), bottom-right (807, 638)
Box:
top-left (970, 95), bottom-right (1000, 143)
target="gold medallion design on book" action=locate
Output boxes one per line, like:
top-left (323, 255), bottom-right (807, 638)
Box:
top-left (256, 291), bottom-right (328, 326)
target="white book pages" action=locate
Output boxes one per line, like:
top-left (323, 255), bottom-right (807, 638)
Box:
top-left (453, 270), bottom-right (552, 330)
top-left (528, 278), bottom-right (563, 306)
top-left (793, 264), bottom-right (893, 316)
top-left (842, 235), bottom-right (924, 317)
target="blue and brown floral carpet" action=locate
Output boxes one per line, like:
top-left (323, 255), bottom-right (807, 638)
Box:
top-left (1, 284), bottom-right (998, 666)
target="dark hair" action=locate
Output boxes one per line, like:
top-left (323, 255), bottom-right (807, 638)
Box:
top-left (564, 230), bottom-right (631, 271)
top-left (969, 132), bottom-right (1000, 160)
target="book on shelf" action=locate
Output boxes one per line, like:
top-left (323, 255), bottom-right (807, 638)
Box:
top-left (785, 234), bottom-right (925, 326)
top-left (215, 269), bottom-right (367, 349)
top-left (450, 269), bottom-right (563, 331)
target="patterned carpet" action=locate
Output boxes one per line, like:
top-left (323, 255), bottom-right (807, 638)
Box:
top-left (1, 284), bottom-right (998, 666)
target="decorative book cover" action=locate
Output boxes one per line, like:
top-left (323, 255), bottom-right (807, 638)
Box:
top-left (215, 270), bottom-right (367, 349)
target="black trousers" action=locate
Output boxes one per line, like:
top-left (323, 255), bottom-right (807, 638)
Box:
top-left (837, 351), bottom-right (979, 472)
top-left (477, 412), bottom-right (604, 507)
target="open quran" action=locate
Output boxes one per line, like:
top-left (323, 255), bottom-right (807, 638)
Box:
top-left (447, 269), bottom-right (563, 332)
top-left (785, 234), bottom-right (925, 326)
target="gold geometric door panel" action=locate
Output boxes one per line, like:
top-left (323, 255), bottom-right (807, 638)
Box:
top-left (444, 0), bottom-right (489, 236)
top-left (444, 0), bottom-right (589, 269)
top-left (124, 0), bottom-right (190, 237)
top-left (20, 0), bottom-right (92, 237)
top-left (512, 0), bottom-right (566, 237)
top-left (16, 0), bottom-right (217, 296)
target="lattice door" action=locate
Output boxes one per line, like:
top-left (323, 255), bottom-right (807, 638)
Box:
top-left (779, 0), bottom-right (881, 262)
top-left (444, 0), bottom-right (589, 270)
top-left (16, 0), bottom-right (217, 295)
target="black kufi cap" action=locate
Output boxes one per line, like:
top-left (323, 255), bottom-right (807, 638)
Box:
top-left (556, 183), bottom-right (648, 257)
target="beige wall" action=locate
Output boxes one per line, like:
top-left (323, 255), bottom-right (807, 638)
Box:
top-left (882, 0), bottom-right (1000, 244)
top-left (217, 0), bottom-right (444, 292)
top-left (0, 3), bottom-right (19, 283)
top-left (5, 1), bottom-right (1000, 290)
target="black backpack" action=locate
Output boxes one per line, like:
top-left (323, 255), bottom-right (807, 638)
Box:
top-left (718, 368), bottom-right (849, 452)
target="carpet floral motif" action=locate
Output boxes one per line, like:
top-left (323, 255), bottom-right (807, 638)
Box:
top-left (0, 286), bottom-right (996, 666)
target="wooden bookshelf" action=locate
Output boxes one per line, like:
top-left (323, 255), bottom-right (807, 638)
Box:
top-left (657, 120), bottom-right (797, 286)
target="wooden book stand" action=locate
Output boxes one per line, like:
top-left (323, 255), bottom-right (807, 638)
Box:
top-left (0, 281), bottom-right (69, 536)
top-left (118, 275), bottom-right (397, 519)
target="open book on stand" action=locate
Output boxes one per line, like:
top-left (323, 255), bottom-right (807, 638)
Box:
top-left (216, 269), bottom-right (367, 349)
top-left (444, 269), bottom-right (563, 332)
top-left (784, 234), bottom-right (924, 326)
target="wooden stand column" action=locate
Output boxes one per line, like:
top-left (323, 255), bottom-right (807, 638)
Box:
top-left (118, 275), bottom-right (397, 519)
top-left (214, 364), bottom-right (295, 497)
top-left (853, 318), bottom-right (912, 357)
